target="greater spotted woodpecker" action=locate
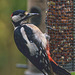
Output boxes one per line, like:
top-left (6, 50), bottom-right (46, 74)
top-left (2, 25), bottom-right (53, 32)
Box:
top-left (11, 10), bottom-right (71, 75)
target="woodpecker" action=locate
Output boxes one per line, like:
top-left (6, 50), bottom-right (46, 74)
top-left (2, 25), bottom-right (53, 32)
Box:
top-left (11, 10), bottom-right (71, 75)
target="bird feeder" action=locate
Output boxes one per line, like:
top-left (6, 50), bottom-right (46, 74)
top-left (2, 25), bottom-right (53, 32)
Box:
top-left (46, 0), bottom-right (75, 71)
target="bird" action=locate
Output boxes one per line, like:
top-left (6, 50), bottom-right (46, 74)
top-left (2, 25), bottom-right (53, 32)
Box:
top-left (11, 10), bottom-right (71, 75)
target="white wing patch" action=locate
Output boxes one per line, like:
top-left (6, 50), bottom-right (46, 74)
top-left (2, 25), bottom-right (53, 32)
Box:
top-left (20, 27), bottom-right (38, 56)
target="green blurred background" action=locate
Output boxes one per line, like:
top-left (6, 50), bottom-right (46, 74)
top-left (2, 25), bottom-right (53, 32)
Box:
top-left (0, 0), bottom-right (27, 75)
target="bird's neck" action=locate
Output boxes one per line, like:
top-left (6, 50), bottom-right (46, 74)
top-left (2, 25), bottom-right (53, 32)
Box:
top-left (12, 20), bottom-right (29, 27)
top-left (12, 21), bottom-right (20, 27)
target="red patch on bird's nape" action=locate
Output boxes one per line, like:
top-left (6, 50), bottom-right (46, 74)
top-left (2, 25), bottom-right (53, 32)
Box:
top-left (11, 13), bottom-right (13, 17)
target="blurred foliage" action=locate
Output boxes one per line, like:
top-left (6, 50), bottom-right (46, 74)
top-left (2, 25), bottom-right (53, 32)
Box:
top-left (0, 0), bottom-right (27, 75)
top-left (71, 72), bottom-right (75, 75)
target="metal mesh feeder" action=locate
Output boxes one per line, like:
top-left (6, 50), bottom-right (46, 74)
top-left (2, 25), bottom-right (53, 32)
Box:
top-left (46, 0), bottom-right (75, 71)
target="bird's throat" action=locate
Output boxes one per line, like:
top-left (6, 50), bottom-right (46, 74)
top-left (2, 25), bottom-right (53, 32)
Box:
top-left (20, 20), bottom-right (29, 25)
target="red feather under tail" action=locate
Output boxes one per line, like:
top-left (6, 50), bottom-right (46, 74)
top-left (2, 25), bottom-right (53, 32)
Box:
top-left (46, 41), bottom-right (58, 65)
top-left (46, 41), bottom-right (71, 75)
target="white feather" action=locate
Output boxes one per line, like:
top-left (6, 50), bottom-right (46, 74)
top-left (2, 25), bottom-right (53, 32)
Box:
top-left (22, 24), bottom-right (47, 48)
top-left (12, 15), bottom-right (21, 22)
top-left (20, 27), bottom-right (38, 56)
top-left (12, 15), bottom-right (25, 22)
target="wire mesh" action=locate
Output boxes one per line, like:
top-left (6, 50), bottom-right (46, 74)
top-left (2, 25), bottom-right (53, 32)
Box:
top-left (46, 0), bottom-right (75, 71)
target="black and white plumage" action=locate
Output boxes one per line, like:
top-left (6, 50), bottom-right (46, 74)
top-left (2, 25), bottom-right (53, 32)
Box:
top-left (11, 10), bottom-right (51, 75)
top-left (14, 24), bottom-right (51, 74)
top-left (11, 10), bottom-right (71, 75)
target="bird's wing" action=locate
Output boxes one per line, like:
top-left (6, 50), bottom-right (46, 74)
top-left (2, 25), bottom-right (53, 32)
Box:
top-left (23, 24), bottom-right (47, 49)
top-left (22, 24), bottom-right (51, 74)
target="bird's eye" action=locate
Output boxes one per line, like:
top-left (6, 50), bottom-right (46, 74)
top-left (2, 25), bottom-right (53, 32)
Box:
top-left (20, 14), bottom-right (24, 17)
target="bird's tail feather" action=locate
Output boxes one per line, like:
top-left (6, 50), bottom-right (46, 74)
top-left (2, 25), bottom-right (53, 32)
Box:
top-left (50, 61), bottom-right (71, 75)
top-left (46, 41), bottom-right (71, 75)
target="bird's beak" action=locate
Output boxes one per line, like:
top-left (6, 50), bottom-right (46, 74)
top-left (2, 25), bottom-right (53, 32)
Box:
top-left (25, 12), bottom-right (39, 18)
top-left (28, 13), bottom-right (39, 17)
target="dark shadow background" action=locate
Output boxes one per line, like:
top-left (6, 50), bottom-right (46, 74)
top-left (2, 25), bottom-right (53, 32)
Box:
top-left (0, 0), bottom-right (27, 75)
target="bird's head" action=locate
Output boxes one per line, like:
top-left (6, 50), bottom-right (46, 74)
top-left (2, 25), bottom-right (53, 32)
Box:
top-left (11, 10), bottom-right (39, 27)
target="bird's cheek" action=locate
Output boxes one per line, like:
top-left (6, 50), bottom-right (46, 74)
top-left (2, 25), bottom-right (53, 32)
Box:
top-left (12, 15), bottom-right (21, 22)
